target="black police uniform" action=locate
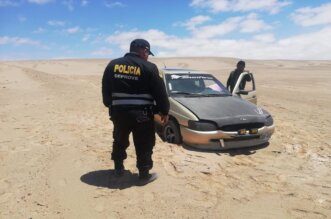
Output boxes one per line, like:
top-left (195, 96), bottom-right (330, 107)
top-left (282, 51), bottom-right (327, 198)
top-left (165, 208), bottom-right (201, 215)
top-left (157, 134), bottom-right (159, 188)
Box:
top-left (102, 52), bottom-right (169, 173)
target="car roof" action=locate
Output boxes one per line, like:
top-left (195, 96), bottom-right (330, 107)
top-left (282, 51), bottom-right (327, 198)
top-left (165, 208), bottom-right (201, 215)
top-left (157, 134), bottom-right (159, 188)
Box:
top-left (160, 67), bottom-right (208, 75)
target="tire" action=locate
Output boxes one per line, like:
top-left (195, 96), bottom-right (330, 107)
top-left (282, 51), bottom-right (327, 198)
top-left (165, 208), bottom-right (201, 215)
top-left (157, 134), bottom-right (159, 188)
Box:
top-left (162, 120), bottom-right (182, 144)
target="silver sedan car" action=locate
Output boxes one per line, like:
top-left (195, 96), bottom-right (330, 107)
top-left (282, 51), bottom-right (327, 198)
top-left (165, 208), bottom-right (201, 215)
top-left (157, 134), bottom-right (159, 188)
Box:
top-left (155, 68), bottom-right (275, 150)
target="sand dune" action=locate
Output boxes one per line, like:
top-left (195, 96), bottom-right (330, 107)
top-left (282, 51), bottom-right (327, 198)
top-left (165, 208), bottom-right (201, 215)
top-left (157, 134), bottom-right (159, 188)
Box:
top-left (0, 58), bottom-right (330, 218)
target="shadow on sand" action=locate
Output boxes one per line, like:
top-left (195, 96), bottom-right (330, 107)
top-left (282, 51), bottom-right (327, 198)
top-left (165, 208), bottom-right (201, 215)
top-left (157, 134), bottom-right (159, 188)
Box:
top-left (80, 170), bottom-right (143, 190)
top-left (81, 143), bottom-right (269, 189)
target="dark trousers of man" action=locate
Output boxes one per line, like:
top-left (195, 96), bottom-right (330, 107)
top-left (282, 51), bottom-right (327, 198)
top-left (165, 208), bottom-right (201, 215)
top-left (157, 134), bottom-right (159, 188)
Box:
top-left (110, 109), bottom-right (155, 172)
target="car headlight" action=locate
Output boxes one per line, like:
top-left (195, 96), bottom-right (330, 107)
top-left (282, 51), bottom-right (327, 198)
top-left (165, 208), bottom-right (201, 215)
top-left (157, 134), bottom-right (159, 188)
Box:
top-left (265, 115), bottom-right (273, 126)
top-left (188, 120), bottom-right (217, 131)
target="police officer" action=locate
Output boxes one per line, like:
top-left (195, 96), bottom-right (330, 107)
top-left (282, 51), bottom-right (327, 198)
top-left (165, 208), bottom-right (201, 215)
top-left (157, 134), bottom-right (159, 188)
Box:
top-left (226, 60), bottom-right (251, 93)
top-left (102, 39), bottom-right (169, 184)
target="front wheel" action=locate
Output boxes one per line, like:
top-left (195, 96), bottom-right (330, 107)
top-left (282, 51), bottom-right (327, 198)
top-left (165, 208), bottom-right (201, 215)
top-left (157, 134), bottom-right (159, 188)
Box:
top-left (162, 120), bottom-right (182, 144)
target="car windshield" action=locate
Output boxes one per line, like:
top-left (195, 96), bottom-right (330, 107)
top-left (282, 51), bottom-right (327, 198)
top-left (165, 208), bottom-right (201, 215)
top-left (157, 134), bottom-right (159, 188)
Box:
top-left (165, 73), bottom-right (230, 97)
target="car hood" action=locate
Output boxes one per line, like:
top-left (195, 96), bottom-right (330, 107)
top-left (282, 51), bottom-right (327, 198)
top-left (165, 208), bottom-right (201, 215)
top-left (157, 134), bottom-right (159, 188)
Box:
top-left (173, 96), bottom-right (268, 127)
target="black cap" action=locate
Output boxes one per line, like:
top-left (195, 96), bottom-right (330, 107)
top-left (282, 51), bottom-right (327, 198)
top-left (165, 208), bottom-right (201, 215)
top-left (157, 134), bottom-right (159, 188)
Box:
top-left (130, 39), bottom-right (154, 56)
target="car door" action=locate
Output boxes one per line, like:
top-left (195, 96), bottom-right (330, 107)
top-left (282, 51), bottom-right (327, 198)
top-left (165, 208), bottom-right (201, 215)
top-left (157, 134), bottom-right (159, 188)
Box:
top-left (232, 72), bottom-right (257, 104)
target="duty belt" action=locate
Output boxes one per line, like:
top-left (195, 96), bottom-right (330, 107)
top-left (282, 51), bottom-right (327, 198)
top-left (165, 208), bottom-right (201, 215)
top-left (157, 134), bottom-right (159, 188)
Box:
top-left (112, 92), bottom-right (154, 106)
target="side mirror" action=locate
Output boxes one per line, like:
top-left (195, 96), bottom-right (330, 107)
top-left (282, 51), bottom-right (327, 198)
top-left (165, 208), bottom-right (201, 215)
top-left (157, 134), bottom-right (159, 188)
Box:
top-left (236, 90), bottom-right (249, 95)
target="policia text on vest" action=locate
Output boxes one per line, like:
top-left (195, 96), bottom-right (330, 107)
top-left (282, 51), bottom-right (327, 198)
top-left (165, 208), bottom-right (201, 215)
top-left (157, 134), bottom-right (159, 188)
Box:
top-left (114, 64), bottom-right (141, 81)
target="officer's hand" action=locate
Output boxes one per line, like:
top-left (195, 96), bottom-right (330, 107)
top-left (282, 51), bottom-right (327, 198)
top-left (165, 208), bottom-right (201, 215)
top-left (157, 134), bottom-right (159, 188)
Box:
top-left (160, 114), bottom-right (169, 125)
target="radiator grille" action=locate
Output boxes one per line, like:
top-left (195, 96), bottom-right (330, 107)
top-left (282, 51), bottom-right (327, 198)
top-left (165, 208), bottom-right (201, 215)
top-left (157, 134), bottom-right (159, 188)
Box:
top-left (220, 123), bottom-right (264, 131)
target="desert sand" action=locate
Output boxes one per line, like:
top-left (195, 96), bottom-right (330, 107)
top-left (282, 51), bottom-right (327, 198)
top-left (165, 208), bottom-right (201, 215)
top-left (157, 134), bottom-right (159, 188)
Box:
top-left (0, 57), bottom-right (330, 218)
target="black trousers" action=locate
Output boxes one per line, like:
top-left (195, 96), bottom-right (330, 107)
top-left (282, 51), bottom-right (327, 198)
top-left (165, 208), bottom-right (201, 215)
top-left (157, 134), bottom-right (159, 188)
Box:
top-left (110, 109), bottom-right (155, 171)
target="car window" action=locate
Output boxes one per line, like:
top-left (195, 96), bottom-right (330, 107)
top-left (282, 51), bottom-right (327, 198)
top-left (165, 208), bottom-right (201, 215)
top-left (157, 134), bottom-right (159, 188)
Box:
top-left (243, 79), bottom-right (253, 91)
top-left (237, 73), bottom-right (255, 92)
top-left (165, 74), bottom-right (230, 96)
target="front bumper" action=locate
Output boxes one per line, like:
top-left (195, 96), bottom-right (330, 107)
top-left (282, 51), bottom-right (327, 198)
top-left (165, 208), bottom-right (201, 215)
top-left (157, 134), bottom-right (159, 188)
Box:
top-left (180, 125), bottom-right (275, 150)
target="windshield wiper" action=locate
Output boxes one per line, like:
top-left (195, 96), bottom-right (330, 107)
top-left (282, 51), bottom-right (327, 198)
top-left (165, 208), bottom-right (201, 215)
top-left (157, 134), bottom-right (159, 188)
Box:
top-left (171, 91), bottom-right (231, 97)
top-left (197, 93), bottom-right (231, 97)
top-left (171, 91), bottom-right (196, 95)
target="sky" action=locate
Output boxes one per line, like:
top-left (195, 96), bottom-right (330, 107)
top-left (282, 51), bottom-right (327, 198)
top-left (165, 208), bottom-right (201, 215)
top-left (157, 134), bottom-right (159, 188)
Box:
top-left (1, 0), bottom-right (331, 60)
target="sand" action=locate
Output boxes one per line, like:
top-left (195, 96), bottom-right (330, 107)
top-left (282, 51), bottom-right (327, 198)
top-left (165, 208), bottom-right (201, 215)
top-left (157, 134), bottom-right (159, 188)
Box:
top-left (0, 58), bottom-right (330, 218)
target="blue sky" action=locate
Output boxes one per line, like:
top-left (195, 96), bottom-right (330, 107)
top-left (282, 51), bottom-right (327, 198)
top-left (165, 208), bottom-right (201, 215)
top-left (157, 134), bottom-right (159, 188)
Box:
top-left (1, 0), bottom-right (331, 60)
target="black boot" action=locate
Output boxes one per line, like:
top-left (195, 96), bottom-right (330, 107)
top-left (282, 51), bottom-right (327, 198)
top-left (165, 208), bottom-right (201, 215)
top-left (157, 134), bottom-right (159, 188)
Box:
top-left (114, 160), bottom-right (124, 176)
top-left (138, 170), bottom-right (158, 185)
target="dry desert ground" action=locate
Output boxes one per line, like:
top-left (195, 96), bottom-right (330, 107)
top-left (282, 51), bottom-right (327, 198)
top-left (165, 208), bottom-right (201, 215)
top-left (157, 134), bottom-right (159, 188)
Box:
top-left (0, 58), bottom-right (330, 218)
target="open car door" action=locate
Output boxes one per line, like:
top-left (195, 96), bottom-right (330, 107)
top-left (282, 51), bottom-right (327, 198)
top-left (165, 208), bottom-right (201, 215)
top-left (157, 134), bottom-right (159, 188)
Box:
top-left (232, 72), bottom-right (257, 104)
